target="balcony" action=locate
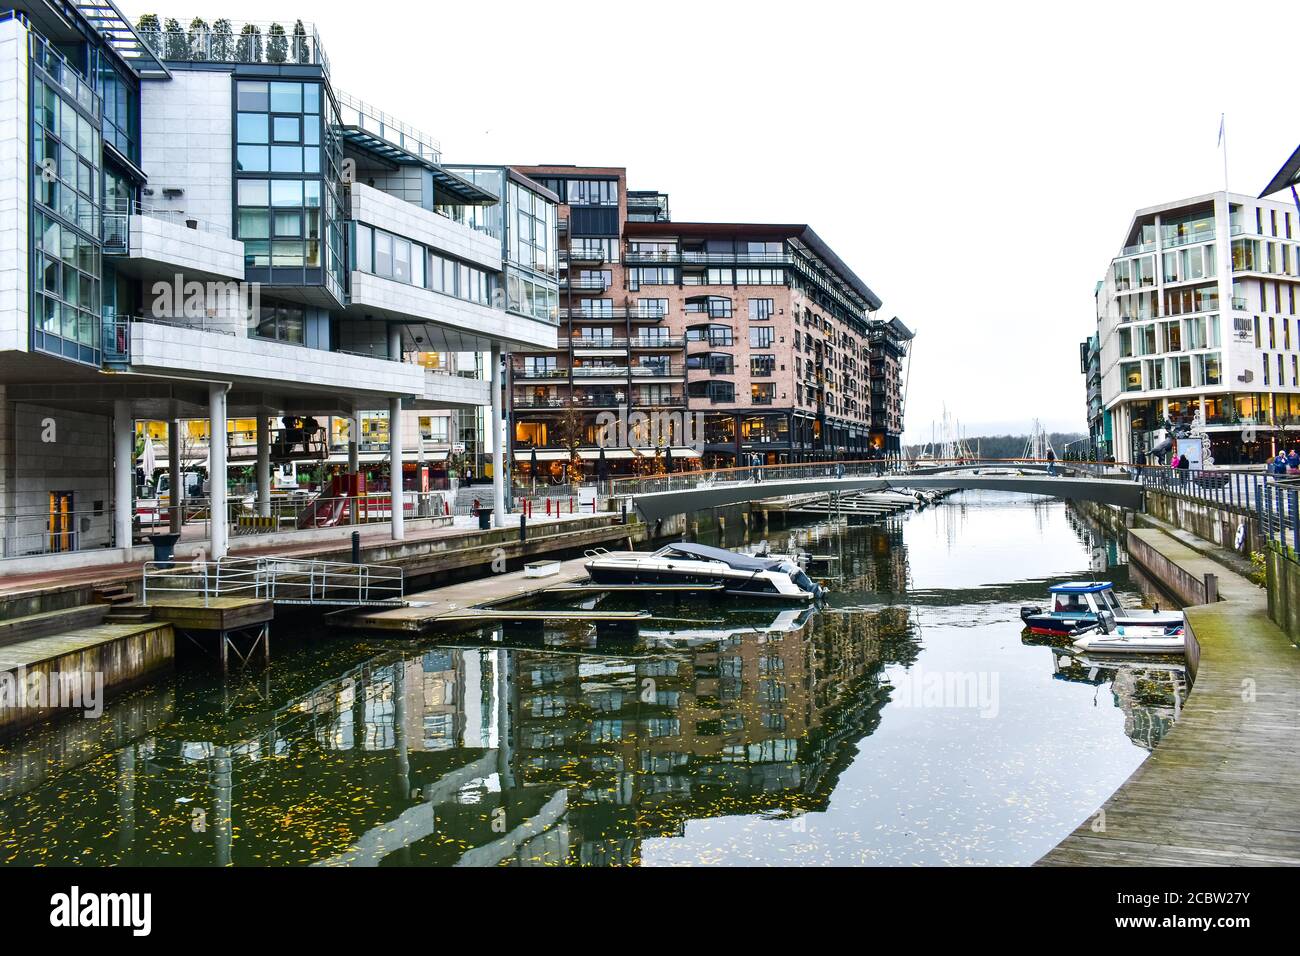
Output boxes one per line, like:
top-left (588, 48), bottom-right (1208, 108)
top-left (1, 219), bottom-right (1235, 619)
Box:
top-left (106, 315), bottom-right (424, 399)
top-left (350, 183), bottom-right (500, 271)
top-left (631, 336), bottom-right (684, 349)
top-left (559, 307), bottom-right (667, 321)
top-left (561, 249), bottom-right (607, 264)
top-left (562, 275), bottom-right (612, 292)
top-left (563, 337), bottom-right (629, 350)
top-left (103, 204), bottom-right (244, 281)
top-left (348, 271), bottom-right (557, 351)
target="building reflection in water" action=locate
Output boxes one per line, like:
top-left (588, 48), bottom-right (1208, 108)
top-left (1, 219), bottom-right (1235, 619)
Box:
top-left (0, 512), bottom-right (1184, 867)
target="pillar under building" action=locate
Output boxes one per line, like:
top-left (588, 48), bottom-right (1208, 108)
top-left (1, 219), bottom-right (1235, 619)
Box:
top-left (390, 396), bottom-right (404, 541)
top-left (113, 400), bottom-right (133, 554)
top-left (256, 415), bottom-right (271, 518)
top-left (491, 344), bottom-right (506, 527)
top-left (168, 418), bottom-right (182, 533)
top-left (209, 384), bottom-right (229, 559)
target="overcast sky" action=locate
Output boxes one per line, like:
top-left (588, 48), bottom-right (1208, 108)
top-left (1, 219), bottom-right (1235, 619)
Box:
top-left (127, 0), bottom-right (1299, 439)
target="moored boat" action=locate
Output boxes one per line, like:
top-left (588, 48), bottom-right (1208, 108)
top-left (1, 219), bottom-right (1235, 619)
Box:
top-left (584, 542), bottom-right (825, 602)
top-left (1019, 581), bottom-right (1183, 639)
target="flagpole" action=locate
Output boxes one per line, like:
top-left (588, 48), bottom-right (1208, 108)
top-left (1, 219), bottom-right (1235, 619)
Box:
top-left (1220, 112), bottom-right (1229, 194)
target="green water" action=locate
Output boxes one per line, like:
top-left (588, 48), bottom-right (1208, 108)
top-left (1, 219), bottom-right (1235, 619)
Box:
top-left (0, 492), bottom-right (1184, 866)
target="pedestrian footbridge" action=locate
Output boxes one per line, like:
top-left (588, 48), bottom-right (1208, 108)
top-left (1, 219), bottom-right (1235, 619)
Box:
top-left (615, 463), bottom-right (1144, 522)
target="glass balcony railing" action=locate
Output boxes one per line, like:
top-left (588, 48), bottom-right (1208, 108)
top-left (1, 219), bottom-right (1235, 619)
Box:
top-left (137, 21), bottom-right (329, 75)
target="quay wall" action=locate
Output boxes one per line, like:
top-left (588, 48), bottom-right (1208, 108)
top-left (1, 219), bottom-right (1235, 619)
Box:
top-left (1263, 548), bottom-right (1300, 646)
top-left (0, 623), bottom-right (174, 734)
top-left (1143, 489), bottom-right (1262, 555)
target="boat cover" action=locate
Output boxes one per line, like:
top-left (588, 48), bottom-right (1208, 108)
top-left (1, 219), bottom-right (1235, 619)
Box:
top-left (663, 542), bottom-right (785, 572)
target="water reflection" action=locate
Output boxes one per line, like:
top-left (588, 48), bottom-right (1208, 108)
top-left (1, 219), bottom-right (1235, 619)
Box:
top-left (0, 493), bottom-right (1185, 866)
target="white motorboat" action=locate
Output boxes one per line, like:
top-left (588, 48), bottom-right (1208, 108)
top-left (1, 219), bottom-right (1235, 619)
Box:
top-left (584, 542), bottom-right (825, 602)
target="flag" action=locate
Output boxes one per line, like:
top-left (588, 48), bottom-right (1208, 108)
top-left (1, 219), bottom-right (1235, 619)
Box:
top-left (1217, 113), bottom-right (1225, 147)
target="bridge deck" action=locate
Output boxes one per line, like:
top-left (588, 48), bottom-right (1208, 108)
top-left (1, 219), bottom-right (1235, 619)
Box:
top-left (1039, 526), bottom-right (1300, 866)
top-left (627, 473), bottom-right (1144, 521)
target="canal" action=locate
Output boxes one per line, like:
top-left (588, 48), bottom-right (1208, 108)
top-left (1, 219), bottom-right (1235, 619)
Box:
top-left (0, 491), bottom-right (1185, 866)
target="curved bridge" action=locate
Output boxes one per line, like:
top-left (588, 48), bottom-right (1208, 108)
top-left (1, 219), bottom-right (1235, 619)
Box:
top-left (621, 471), bottom-right (1143, 522)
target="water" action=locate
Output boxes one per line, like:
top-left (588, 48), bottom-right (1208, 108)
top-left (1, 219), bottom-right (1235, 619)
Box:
top-left (0, 492), bottom-right (1185, 866)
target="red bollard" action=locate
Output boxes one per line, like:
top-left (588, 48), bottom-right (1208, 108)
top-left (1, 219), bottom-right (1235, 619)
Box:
top-left (569, 497), bottom-right (574, 514)
top-left (546, 498), bottom-right (552, 516)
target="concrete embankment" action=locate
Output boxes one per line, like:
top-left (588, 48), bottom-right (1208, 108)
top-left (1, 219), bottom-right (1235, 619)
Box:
top-left (1039, 523), bottom-right (1300, 866)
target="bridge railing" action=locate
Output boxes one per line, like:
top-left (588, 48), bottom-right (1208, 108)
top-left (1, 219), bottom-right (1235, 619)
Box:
top-left (608, 456), bottom-right (1142, 499)
top-left (1136, 465), bottom-right (1300, 554)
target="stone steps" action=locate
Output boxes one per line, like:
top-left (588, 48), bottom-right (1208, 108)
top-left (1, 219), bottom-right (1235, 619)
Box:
top-left (0, 604), bottom-right (110, 647)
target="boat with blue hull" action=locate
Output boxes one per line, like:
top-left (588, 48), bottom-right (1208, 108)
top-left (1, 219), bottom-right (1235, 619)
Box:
top-left (1019, 581), bottom-right (1183, 639)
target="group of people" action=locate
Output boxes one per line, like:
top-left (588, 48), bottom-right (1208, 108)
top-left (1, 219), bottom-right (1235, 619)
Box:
top-left (1269, 450), bottom-right (1300, 475)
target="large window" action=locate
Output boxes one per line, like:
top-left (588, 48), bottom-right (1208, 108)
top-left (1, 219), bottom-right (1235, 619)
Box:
top-left (508, 180), bottom-right (556, 274)
top-left (751, 355), bottom-right (775, 377)
top-left (567, 179), bottom-right (618, 206)
top-left (749, 298), bottom-right (775, 320)
top-left (749, 326), bottom-right (775, 348)
top-left (31, 54), bottom-right (102, 365)
top-left (235, 80), bottom-right (324, 271)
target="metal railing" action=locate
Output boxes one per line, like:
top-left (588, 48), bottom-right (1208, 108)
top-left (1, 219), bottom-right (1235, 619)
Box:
top-left (141, 561), bottom-right (212, 605)
top-left (215, 556), bottom-right (404, 606)
top-left (0, 506), bottom-right (116, 558)
top-left (141, 557), bottom-right (403, 607)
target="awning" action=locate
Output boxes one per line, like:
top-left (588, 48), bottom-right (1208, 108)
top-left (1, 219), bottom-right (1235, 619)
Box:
top-left (513, 450), bottom-right (570, 462)
top-left (579, 449), bottom-right (635, 460)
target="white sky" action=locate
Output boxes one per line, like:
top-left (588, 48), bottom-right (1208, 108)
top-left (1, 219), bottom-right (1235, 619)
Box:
top-left (124, 0), bottom-right (1300, 439)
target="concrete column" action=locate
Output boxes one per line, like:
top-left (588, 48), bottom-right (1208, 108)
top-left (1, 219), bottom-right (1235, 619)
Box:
top-left (491, 345), bottom-right (506, 527)
top-left (347, 415), bottom-right (360, 476)
top-left (256, 415), bottom-right (271, 518)
top-left (208, 384), bottom-right (228, 559)
top-left (113, 400), bottom-right (133, 553)
top-left (389, 396), bottom-right (404, 541)
top-left (168, 419), bottom-right (182, 533)
top-left (388, 323), bottom-right (402, 362)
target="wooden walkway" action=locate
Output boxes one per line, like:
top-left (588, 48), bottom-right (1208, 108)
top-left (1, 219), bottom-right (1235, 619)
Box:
top-left (1039, 525), bottom-right (1300, 866)
top-left (331, 557), bottom-right (593, 632)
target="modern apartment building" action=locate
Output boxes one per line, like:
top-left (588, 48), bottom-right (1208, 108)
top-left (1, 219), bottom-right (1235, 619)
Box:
top-left (1094, 191), bottom-right (1300, 466)
top-left (866, 317), bottom-right (912, 459)
top-left (1079, 330), bottom-right (1104, 456)
top-left (508, 165), bottom-right (893, 476)
top-left (0, 3), bottom-right (557, 568)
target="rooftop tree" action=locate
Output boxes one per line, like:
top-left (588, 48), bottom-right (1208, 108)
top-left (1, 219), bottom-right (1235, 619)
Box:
top-left (235, 23), bottom-right (263, 63)
top-left (266, 23), bottom-right (287, 64)
top-left (187, 18), bottom-right (209, 61)
top-left (162, 18), bottom-right (188, 60)
top-left (210, 19), bottom-right (234, 61)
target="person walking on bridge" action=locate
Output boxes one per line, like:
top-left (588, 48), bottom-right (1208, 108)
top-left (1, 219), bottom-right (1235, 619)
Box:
top-left (1046, 447), bottom-right (1057, 477)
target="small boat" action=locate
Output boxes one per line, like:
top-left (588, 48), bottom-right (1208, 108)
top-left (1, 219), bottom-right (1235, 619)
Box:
top-left (1071, 617), bottom-right (1185, 655)
top-left (584, 542), bottom-right (825, 602)
top-left (1019, 581), bottom-right (1183, 639)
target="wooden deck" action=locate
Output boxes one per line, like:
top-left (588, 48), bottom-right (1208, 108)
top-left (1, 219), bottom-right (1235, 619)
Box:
top-left (332, 557), bottom-right (594, 632)
top-left (146, 596), bottom-right (274, 632)
top-left (1038, 525), bottom-right (1300, 866)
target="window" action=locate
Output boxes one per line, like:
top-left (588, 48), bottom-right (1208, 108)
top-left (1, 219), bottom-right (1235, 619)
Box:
top-left (686, 296), bottom-right (732, 318)
top-left (749, 298), bottom-right (775, 320)
top-left (250, 300), bottom-right (306, 344)
top-left (749, 326), bottom-right (775, 348)
top-left (234, 80), bottom-right (326, 270)
top-left (637, 298), bottom-right (668, 318)
top-left (751, 383), bottom-right (776, 405)
top-left (751, 354), bottom-right (775, 377)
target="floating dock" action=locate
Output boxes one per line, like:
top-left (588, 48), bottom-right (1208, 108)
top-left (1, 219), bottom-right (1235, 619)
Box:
top-left (331, 556), bottom-right (594, 632)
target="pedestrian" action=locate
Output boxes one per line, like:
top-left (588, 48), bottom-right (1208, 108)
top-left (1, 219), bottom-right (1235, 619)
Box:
top-left (1289, 449), bottom-right (1299, 475)
top-left (1177, 453), bottom-right (1190, 482)
top-left (1046, 447), bottom-right (1056, 477)
top-left (752, 452), bottom-right (763, 483)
